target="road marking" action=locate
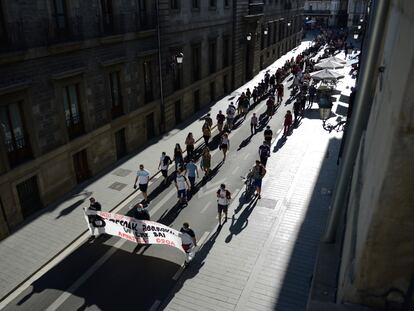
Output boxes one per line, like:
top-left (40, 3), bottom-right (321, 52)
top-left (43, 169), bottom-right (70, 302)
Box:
top-left (200, 202), bottom-right (212, 213)
top-left (149, 188), bottom-right (176, 217)
top-left (244, 153), bottom-right (249, 160)
top-left (232, 166), bottom-right (240, 175)
top-left (276, 129), bottom-right (282, 135)
top-left (45, 238), bottom-right (126, 311)
top-left (149, 300), bottom-right (161, 311)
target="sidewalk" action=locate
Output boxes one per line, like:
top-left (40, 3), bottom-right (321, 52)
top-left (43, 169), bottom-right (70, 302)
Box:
top-left (161, 106), bottom-right (343, 311)
top-left (0, 39), bottom-right (314, 301)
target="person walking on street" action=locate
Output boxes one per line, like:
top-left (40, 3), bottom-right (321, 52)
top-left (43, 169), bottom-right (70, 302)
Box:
top-left (266, 96), bottom-right (275, 118)
top-left (133, 203), bottom-right (150, 220)
top-left (250, 113), bottom-right (258, 135)
top-left (277, 83), bottom-right (284, 104)
top-left (158, 152), bottom-right (172, 184)
top-left (200, 147), bottom-right (211, 178)
top-left (236, 92), bottom-right (246, 116)
top-left (216, 110), bottom-right (226, 133)
top-left (259, 141), bottom-right (271, 167)
top-left (283, 110), bottom-right (293, 136)
top-left (216, 184), bottom-right (231, 226)
top-left (202, 121), bottom-right (212, 147)
top-left (264, 125), bottom-right (273, 145)
top-left (252, 160), bottom-right (266, 199)
top-left (175, 167), bottom-right (190, 206)
top-left (185, 133), bottom-right (195, 160)
top-left (85, 197), bottom-right (102, 240)
top-left (308, 83), bottom-right (316, 106)
top-left (186, 158), bottom-right (199, 192)
top-left (204, 113), bottom-right (213, 128)
top-left (226, 103), bottom-right (236, 130)
top-left (173, 143), bottom-right (184, 171)
top-left (180, 222), bottom-right (197, 266)
top-left (220, 133), bottom-right (230, 162)
top-left (133, 164), bottom-right (150, 202)
top-left (252, 87), bottom-right (258, 105)
top-left (293, 100), bottom-right (301, 124)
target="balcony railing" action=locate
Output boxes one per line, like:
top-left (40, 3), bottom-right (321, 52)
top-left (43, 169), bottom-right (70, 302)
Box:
top-left (247, 2), bottom-right (264, 16)
top-left (66, 115), bottom-right (84, 140)
top-left (5, 135), bottom-right (32, 168)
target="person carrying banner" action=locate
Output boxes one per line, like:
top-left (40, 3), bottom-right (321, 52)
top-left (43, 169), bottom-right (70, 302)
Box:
top-left (85, 197), bottom-right (102, 240)
top-left (175, 167), bottom-right (191, 206)
top-left (216, 184), bottom-right (231, 226)
top-left (133, 203), bottom-right (150, 221)
top-left (180, 222), bottom-right (197, 266)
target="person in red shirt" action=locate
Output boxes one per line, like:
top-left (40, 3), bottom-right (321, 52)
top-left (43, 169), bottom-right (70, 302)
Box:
top-left (283, 110), bottom-right (293, 136)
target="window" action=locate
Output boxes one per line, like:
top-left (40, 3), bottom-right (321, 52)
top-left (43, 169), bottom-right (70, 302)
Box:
top-left (138, 0), bottom-right (148, 27)
top-left (209, 39), bottom-right (217, 74)
top-left (171, 0), bottom-right (179, 10)
top-left (53, 0), bottom-right (68, 33)
top-left (0, 102), bottom-right (32, 167)
top-left (192, 44), bottom-right (201, 82)
top-left (209, 0), bottom-right (216, 8)
top-left (223, 36), bottom-right (230, 68)
top-left (100, 0), bottom-right (114, 34)
top-left (174, 100), bottom-right (182, 124)
top-left (63, 83), bottom-right (84, 140)
top-left (224, 0), bottom-right (230, 7)
top-left (267, 24), bottom-right (272, 47)
top-left (273, 22), bottom-right (277, 44)
top-left (143, 60), bottom-right (154, 103)
top-left (192, 0), bottom-right (199, 9)
top-left (172, 61), bottom-right (182, 92)
top-left (193, 90), bottom-right (200, 112)
top-left (109, 71), bottom-right (123, 119)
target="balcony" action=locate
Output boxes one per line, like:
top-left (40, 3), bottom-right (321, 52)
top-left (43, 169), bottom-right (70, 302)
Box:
top-left (66, 115), bottom-right (85, 140)
top-left (5, 135), bottom-right (32, 168)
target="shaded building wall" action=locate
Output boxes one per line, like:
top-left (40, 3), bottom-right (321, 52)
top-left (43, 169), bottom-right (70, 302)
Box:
top-left (337, 0), bottom-right (414, 309)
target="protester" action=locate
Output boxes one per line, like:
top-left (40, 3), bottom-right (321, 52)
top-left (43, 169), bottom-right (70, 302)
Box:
top-left (180, 222), bottom-right (197, 266)
top-left (185, 132), bottom-right (195, 160)
top-left (226, 103), bottom-right (236, 130)
top-left (308, 83), bottom-right (316, 106)
top-left (204, 113), bottom-right (213, 128)
top-left (220, 133), bottom-right (230, 162)
top-left (173, 143), bottom-right (184, 171)
top-left (200, 147), bottom-right (211, 178)
top-left (252, 160), bottom-right (266, 199)
top-left (85, 197), bottom-right (102, 239)
top-left (175, 167), bottom-right (190, 206)
top-left (250, 112), bottom-right (258, 135)
top-left (264, 125), bottom-right (273, 145)
top-left (246, 88), bottom-right (251, 103)
top-left (283, 110), bottom-right (293, 136)
top-left (158, 151), bottom-right (172, 184)
top-left (276, 83), bottom-right (284, 104)
top-left (266, 96), bottom-right (274, 118)
top-left (186, 158), bottom-right (199, 191)
top-left (216, 184), bottom-right (231, 226)
top-left (252, 87), bottom-right (258, 104)
top-left (133, 203), bottom-right (150, 220)
top-left (236, 92), bottom-right (246, 116)
top-left (216, 110), bottom-right (226, 133)
top-left (293, 100), bottom-right (301, 124)
top-left (134, 164), bottom-right (150, 202)
top-left (258, 141), bottom-right (271, 167)
top-left (202, 121), bottom-right (212, 146)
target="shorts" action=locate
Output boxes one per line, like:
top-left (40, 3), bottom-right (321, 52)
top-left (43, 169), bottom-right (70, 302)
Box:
top-left (217, 204), bottom-right (228, 214)
top-left (161, 169), bottom-right (168, 178)
top-left (253, 178), bottom-right (262, 188)
top-left (139, 183), bottom-right (148, 192)
top-left (220, 144), bottom-right (228, 151)
top-left (177, 189), bottom-right (187, 198)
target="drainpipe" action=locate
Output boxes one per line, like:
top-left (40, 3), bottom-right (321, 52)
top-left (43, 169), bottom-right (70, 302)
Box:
top-left (324, 0), bottom-right (391, 242)
top-left (155, 0), bottom-right (165, 133)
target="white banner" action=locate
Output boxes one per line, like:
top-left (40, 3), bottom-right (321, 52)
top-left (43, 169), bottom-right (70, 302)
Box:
top-left (85, 210), bottom-right (185, 253)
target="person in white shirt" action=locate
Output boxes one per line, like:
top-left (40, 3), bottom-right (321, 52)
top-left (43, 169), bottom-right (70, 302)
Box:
top-left (158, 152), bottom-right (172, 184)
top-left (175, 167), bottom-right (191, 205)
top-left (216, 184), bottom-right (231, 226)
top-left (133, 164), bottom-right (150, 202)
top-left (226, 103), bottom-right (236, 130)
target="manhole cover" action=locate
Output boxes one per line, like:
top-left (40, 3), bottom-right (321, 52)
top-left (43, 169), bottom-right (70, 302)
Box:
top-left (112, 168), bottom-right (132, 177)
top-left (109, 182), bottom-right (127, 191)
top-left (257, 198), bottom-right (278, 209)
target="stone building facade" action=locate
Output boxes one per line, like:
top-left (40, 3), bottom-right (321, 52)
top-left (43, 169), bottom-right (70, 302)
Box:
top-left (0, 0), bottom-right (303, 239)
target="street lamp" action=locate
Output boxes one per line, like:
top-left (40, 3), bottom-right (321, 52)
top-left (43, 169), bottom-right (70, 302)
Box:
top-left (305, 16), bottom-right (309, 21)
top-left (357, 25), bottom-right (362, 30)
top-left (263, 28), bottom-right (268, 35)
top-left (176, 52), bottom-right (184, 64)
top-left (287, 21), bottom-right (292, 27)
top-left (353, 33), bottom-right (359, 40)
top-left (246, 33), bottom-right (252, 41)
top-left (360, 18), bottom-right (364, 23)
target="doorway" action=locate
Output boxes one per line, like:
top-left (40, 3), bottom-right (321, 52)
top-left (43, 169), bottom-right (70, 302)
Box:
top-left (174, 100), bottom-right (182, 124)
top-left (115, 128), bottom-right (127, 160)
top-left (73, 149), bottom-right (90, 183)
top-left (16, 176), bottom-right (43, 219)
top-left (146, 112), bottom-right (156, 140)
top-left (193, 90), bottom-right (200, 112)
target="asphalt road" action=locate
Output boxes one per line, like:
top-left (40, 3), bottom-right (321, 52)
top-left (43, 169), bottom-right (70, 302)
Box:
top-left (3, 81), bottom-right (294, 311)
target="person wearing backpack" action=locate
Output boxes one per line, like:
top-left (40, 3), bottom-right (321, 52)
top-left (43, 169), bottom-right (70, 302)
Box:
top-left (216, 184), bottom-right (231, 226)
top-left (252, 160), bottom-right (266, 199)
top-left (175, 167), bottom-right (191, 206)
top-left (258, 141), bottom-right (271, 167)
top-left (158, 151), bottom-right (172, 184)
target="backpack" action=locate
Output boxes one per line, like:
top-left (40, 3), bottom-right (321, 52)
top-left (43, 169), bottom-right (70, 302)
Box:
top-left (163, 155), bottom-right (171, 166)
top-left (216, 189), bottom-right (231, 199)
